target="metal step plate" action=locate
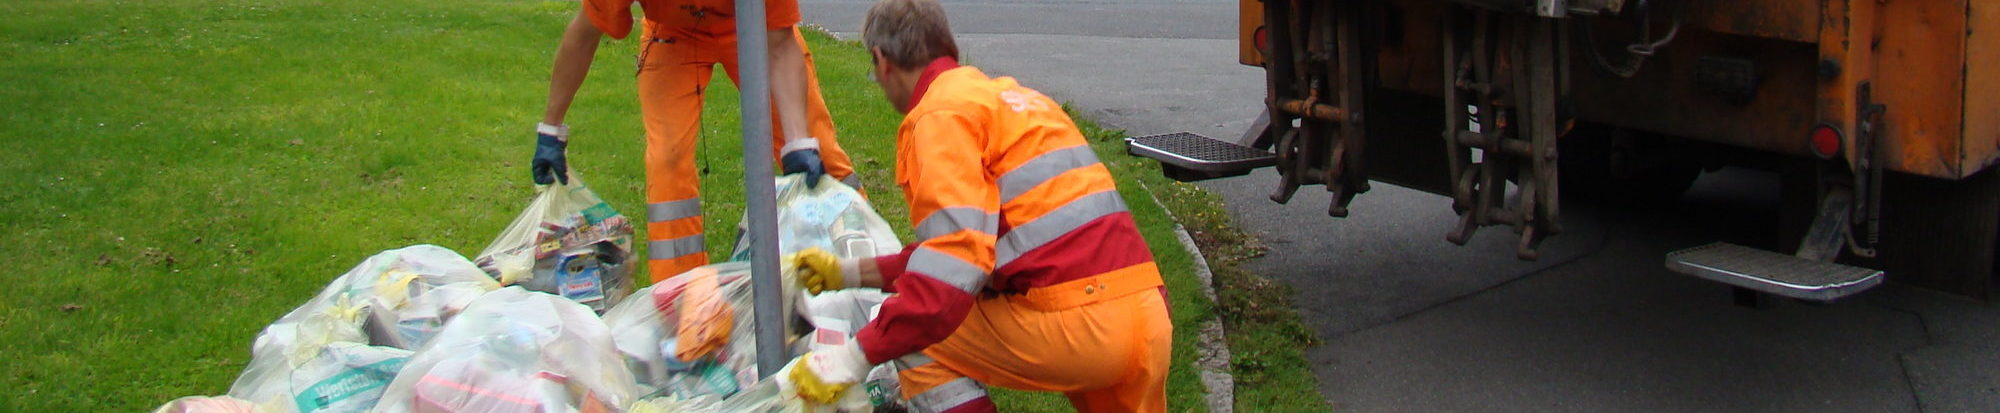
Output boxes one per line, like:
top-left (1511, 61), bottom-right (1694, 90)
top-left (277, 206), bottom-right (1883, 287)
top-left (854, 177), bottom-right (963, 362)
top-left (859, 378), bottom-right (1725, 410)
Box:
top-left (1666, 242), bottom-right (1885, 301)
top-left (1125, 132), bottom-right (1277, 182)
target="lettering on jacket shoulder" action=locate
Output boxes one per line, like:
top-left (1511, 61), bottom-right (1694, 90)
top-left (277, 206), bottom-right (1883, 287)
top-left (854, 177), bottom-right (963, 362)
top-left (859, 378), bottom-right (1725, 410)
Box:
top-left (1000, 89), bottom-right (1051, 113)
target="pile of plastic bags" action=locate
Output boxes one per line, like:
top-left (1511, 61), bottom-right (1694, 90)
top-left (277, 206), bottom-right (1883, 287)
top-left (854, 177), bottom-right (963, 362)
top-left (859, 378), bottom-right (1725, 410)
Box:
top-left (223, 245), bottom-right (502, 413)
top-left (607, 269), bottom-right (895, 412)
top-left (608, 174), bottom-right (904, 411)
top-left (158, 175), bottom-right (904, 413)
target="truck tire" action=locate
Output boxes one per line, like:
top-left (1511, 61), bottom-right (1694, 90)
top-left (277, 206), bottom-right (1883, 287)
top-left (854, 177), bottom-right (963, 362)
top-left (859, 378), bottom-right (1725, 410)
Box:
top-left (1868, 168), bottom-right (2000, 300)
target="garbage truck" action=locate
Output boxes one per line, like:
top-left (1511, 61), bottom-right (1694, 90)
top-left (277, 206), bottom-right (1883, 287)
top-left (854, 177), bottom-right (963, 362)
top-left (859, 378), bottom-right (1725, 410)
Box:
top-left (1127, 0), bottom-right (2000, 302)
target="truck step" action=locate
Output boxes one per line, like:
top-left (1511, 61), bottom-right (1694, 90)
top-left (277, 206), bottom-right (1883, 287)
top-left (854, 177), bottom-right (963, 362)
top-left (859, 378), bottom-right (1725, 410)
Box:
top-left (1665, 242), bottom-right (1884, 301)
top-left (1125, 132), bottom-right (1277, 182)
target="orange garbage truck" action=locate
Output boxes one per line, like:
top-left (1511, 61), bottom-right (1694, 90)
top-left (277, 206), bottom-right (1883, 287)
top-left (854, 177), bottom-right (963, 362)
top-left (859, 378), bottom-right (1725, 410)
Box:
top-left (1128, 0), bottom-right (2000, 302)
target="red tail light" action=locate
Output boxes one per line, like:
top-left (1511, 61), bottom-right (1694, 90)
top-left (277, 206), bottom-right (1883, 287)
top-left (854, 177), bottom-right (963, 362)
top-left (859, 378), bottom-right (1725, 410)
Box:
top-left (1254, 26), bottom-right (1270, 55)
top-left (1810, 124), bottom-right (1843, 160)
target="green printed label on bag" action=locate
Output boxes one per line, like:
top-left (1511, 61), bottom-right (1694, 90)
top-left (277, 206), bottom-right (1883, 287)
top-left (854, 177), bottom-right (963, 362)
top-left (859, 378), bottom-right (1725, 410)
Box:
top-left (868, 382), bottom-right (893, 407)
top-left (293, 358), bottom-right (406, 412)
top-left (580, 202), bottom-right (618, 225)
top-left (696, 362), bottom-right (739, 397)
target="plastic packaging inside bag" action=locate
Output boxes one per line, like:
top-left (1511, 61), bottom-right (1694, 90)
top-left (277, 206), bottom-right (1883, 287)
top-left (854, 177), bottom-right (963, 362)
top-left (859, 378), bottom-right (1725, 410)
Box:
top-left (603, 262), bottom-right (807, 401)
top-left (627, 370), bottom-right (803, 413)
top-left (798, 289), bottom-right (904, 412)
top-left (375, 286), bottom-right (637, 413)
top-left (731, 175), bottom-right (902, 261)
top-left (228, 342), bottom-right (411, 413)
top-left (610, 175), bottom-right (902, 411)
top-left (606, 268), bottom-right (887, 412)
top-left (628, 356), bottom-right (875, 413)
top-left (800, 289), bottom-right (888, 337)
top-left (227, 245), bottom-right (500, 413)
top-left (476, 175), bottom-right (636, 313)
top-left (628, 378), bottom-right (801, 413)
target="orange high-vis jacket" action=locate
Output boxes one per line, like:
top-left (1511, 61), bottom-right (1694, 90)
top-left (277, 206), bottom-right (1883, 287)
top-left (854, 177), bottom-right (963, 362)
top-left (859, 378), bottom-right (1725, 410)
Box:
top-left (581, 0), bottom-right (801, 40)
top-left (857, 60), bottom-right (1162, 364)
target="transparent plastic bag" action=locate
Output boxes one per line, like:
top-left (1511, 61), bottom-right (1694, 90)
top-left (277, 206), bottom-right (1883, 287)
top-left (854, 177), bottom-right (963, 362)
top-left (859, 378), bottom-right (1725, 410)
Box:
top-left (257, 245), bottom-right (497, 352)
top-left (627, 358), bottom-right (860, 413)
top-left (375, 287), bottom-right (638, 413)
top-left (627, 375), bottom-right (806, 413)
top-left (227, 245), bottom-right (500, 413)
top-left (227, 342), bottom-right (411, 413)
top-left (606, 263), bottom-right (884, 412)
top-left (603, 262), bottom-right (811, 400)
top-left (731, 175), bottom-right (902, 261)
top-left (798, 290), bottom-right (903, 412)
top-left (475, 175), bottom-right (636, 313)
top-left (800, 289), bottom-right (889, 337)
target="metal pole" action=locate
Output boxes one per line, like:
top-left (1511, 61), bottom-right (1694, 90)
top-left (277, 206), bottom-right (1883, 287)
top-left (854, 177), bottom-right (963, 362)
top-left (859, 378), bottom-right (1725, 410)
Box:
top-left (733, 0), bottom-right (787, 378)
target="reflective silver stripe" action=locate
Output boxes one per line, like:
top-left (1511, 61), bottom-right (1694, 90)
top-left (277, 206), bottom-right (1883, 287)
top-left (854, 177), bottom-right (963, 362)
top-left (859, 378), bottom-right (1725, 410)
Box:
top-left (908, 247), bottom-right (987, 293)
top-left (647, 234), bottom-right (706, 260)
top-left (841, 173), bottom-right (864, 190)
top-left (914, 207), bottom-right (998, 241)
top-left (646, 198), bottom-right (701, 223)
top-left (909, 377), bottom-right (988, 413)
top-left (998, 145), bottom-right (1101, 203)
top-left (896, 353), bottom-right (936, 370)
top-left (995, 190), bottom-right (1128, 267)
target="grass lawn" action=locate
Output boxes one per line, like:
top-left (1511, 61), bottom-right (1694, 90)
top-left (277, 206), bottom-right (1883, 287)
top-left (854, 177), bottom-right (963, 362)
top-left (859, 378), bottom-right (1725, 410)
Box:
top-left (0, 0), bottom-right (1255, 411)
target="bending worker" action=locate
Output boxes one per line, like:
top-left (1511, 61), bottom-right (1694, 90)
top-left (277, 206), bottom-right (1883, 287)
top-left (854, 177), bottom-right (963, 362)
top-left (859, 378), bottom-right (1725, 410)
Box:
top-left (531, 0), bottom-right (861, 281)
top-left (785, 0), bottom-right (1173, 411)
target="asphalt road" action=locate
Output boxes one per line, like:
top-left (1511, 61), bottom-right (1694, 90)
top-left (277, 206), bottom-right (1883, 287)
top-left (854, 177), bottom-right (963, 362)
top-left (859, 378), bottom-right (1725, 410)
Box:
top-left (802, 1), bottom-right (2000, 411)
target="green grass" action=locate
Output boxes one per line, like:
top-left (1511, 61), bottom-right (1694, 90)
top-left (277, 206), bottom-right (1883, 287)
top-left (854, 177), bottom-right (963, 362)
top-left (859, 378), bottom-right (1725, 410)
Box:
top-left (0, 0), bottom-right (1234, 411)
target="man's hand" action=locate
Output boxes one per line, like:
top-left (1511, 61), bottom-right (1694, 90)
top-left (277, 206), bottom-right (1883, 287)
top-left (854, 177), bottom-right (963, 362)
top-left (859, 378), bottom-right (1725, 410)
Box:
top-left (780, 139), bottom-right (826, 189)
top-left (784, 248), bottom-right (845, 294)
top-left (789, 341), bottom-right (871, 405)
top-left (532, 123), bottom-right (570, 185)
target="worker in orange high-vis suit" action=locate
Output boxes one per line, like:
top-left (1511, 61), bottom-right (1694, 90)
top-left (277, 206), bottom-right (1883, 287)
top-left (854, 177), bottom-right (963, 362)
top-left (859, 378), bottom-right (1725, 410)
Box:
top-left (532, 0), bottom-right (861, 282)
top-left (781, 0), bottom-right (1172, 411)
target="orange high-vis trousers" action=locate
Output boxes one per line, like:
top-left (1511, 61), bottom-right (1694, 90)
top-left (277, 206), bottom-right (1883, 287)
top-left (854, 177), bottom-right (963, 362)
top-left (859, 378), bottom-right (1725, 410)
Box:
top-left (636, 24), bottom-right (856, 282)
top-left (894, 265), bottom-right (1173, 412)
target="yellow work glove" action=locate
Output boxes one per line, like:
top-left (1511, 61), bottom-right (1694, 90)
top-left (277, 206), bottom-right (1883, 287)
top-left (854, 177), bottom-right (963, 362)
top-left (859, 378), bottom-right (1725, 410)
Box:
top-left (789, 341), bottom-right (871, 405)
top-left (784, 247), bottom-right (845, 294)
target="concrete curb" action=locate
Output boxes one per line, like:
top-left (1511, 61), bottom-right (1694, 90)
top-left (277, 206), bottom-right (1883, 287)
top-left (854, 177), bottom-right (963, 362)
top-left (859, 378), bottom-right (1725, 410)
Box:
top-left (1141, 182), bottom-right (1236, 413)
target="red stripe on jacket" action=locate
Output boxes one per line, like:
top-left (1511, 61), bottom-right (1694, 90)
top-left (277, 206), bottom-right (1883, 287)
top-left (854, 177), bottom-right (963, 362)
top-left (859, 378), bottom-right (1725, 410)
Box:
top-left (860, 212), bottom-right (1155, 363)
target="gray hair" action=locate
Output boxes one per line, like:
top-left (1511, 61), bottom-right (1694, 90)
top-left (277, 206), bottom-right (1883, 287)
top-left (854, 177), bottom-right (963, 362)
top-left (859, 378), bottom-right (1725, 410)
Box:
top-left (861, 0), bottom-right (959, 70)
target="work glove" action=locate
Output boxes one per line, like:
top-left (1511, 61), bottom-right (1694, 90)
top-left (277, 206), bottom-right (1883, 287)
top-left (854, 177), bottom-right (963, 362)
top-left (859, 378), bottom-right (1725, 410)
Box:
top-left (532, 123), bottom-right (570, 185)
top-left (789, 341), bottom-right (871, 405)
top-left (783, 247), bottom-right (850, 294)
top-left (780, 139), bottom-right (827, 189)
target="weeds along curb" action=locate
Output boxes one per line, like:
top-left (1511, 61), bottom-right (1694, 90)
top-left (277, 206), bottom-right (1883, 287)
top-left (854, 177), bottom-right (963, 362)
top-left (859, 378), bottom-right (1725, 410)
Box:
top-left (1139, 180), bottom-right (1237, 413)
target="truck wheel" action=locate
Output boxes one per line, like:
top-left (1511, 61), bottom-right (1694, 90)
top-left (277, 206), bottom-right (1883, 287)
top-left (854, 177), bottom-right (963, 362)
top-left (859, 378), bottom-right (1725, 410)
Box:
top-left (1869, 168), bottom-right (2000, 300)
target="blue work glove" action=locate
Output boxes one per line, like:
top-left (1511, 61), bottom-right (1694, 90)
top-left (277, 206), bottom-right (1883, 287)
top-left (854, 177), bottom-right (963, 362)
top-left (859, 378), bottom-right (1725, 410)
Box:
top-left (532, 123), bottom-right (570, 185)
top-left (780, 139), bottom-right (827, 189)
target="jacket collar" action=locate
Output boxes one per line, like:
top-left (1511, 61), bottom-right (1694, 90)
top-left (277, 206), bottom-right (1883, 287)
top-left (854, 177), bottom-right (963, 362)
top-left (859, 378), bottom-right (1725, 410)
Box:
top-left (909, 56), bottom-right (961, 108)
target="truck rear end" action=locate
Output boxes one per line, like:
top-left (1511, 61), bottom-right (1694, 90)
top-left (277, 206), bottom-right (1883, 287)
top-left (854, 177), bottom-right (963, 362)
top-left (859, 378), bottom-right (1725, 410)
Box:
top-left (1129, 0), bottom-right (2000, 300)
